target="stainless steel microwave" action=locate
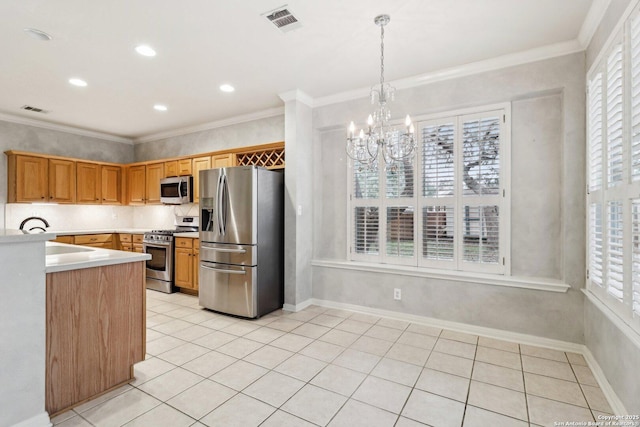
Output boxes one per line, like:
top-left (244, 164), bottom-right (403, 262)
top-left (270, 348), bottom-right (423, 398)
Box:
top-left (160, 176), bottom-right (193, 204)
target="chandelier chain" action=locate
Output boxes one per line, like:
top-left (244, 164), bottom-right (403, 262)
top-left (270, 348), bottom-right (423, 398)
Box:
top-left (380, 24), bottom-right (385, 89)
top-left (346, 14), bottom-right (416, 170)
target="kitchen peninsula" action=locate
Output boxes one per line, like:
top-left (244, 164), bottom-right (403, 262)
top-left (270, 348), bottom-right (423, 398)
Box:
top-left (0, 231), bottom-right (150, 425)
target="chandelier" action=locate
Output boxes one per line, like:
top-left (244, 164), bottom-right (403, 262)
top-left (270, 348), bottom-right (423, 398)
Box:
top-left (346, 14), bottom-right (416, 170)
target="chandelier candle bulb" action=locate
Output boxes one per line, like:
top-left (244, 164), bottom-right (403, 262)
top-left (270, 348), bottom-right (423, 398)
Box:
top-left (348, 121), bottom-right (355, 139)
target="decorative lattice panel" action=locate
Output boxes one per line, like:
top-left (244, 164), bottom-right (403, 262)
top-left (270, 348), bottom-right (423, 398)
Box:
top-left (236, 148), bottom-right (285, 169)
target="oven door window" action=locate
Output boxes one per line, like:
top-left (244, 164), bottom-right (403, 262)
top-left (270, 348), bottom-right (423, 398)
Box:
top-left (146, 246), bottom-right (167, 272)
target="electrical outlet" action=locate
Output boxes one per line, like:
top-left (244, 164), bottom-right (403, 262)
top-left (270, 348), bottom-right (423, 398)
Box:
top-left (393, 288), bottom-right (401, 300)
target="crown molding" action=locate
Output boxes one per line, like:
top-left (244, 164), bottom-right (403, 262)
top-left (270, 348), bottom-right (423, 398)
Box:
top-left (313, 39), bottom-right (584, 108)
top-left (578, 0), bottom-right (613, 48)
top-left (133, 106), bottom-right (284, 144)
top-left (278, 89), bottom-right (314, 106)
top-left (0, 112), bottom-right (133, 144)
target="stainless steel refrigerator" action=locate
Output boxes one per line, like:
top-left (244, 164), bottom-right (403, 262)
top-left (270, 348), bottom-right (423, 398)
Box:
top-left (199, 166), bottom-right (284, 318)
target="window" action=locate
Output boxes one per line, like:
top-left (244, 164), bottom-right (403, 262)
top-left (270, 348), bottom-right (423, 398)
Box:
top-left (349, 106), bottom-right (509, 274)
top-left (586, 9), bottom-right (640, 334)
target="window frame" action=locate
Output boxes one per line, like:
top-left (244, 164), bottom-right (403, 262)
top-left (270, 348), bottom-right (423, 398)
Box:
top-left (347, 102), bottom-right (511, 276)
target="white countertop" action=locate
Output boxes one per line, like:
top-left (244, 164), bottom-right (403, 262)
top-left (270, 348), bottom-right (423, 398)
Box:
top-left (50, 228), bottom-right (152, 235)
top-left (174, 232), bottom-right (199, 238)
top-left (45, 242), bottom-right (151, 273)
top-left (0, 229), bottom-right (56, 244)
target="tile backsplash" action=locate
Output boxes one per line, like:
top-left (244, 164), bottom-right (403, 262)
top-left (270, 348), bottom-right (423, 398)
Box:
top-left (3, 202), bottom-right (199, 231)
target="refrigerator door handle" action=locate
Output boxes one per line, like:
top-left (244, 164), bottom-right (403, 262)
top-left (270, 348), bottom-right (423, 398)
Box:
top-left (201, 245), bottom-right (247, 254)
top-left (200, 264), bottom-right (247, 275)
top-left (216, 173), bottom-right (224, 235)
top-left (220, 174), bottom-right (228, 236)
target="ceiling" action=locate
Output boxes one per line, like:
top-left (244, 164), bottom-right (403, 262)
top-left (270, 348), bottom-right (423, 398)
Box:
top-left (0, 0), bottom-right (595, 141)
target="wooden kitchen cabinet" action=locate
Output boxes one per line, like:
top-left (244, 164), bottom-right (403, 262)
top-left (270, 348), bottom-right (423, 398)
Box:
top-left (133, 234), bottom-right (144, 252)
top-left (7, 154), bottom-right (75, 203)
top-left (8, 154), bottom-right (49, 202)
top-left (101, 165), bottom-right (122, 204)
top-left (174, 237), bottom-right (198, 291)
top-left (73, 233), bottom-right (114, 249)
top-left (117, 233), bottom-right (143, 252)
top-left (118, 233), bottom-right (133, 251)
top-left (46, 261), bottom-right (145, 416)
top-left (49, 159), bottom-right (76, 203)
top-left (76, 162), bottom-right (101, 203)
top-left (146, 163), bottom-right (164, 204)
top-left (128, 163), bottom-right (163, 204)
top-left (127, 165), bottom-right (146, 205)
top-left (192, 156), bottom-right (211, 204)
top-left (194, 242), bottom-right (199, 290)
top-left (211, 153), bottom-right (235, 168)
top-left (77, 163), bottom-right (122, 205)
top-left (164, 159), bottom-right (192, 177)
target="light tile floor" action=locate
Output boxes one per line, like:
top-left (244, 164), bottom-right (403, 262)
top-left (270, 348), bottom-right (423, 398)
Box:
top-left (51, 290), bottom-right (614, 427)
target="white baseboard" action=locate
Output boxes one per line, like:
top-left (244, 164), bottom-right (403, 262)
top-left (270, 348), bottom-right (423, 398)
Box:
top-left (582, 348), bottom-right (628, 415)
top-left (10, 412), bottom-right (52, 427)
top-left (308, 297), bottom-right (628, 414)
top-left (282, 299), bottom-right (313, 313)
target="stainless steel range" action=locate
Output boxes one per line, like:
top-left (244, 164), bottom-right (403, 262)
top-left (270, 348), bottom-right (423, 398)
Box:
top-left (144, 216), bottom-right (198, 293)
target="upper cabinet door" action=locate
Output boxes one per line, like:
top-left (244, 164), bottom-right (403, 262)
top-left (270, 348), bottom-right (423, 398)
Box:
top-left (49, 159), bottom-right (76, 203)
top-left (212, 153), bottom-right (235, 169)
top-left (165, 160), bottom-right (178, 178)
top-left (128, 165), bottom-right (146, 205)
top-left (11, 155), bottom-right (49, 202)
top-left (101, 165), bottom-right (122, 205)
top-left (192, 156), bottom-right (211, 204)
top-left (76, 162), bottom-right (101, 204)
top-left (145, 163), bottom-right (164, 204)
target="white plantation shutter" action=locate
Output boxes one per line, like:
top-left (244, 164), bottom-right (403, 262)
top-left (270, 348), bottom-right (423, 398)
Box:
top-left (420, 121), bottom-right (457, 267)
top-left (632, 201), bottom-right (640, 316)
top-left (632, 14), bottom-right (640, 181)
top-left (586, 13), bottom-right (640, 334)
top-left (422, 206), bottom-right (454, 261)
top-left (352, 161), bottom-right (380, 259)
top-left (588, 73), bottom-right (604, 191)
top-left (607, 44), bottom-right (624, 186)
top-left (353, 206), bottom-right (379, 255)
top-left (386, 206), bottom-right (414, 258)
top-left (462, 205), bottom-right (500, 264)
top-left (461, 117), bottom-right (501, 196)
top-left (589, 203), bottom-right (604, 287)
top-left (349, 105), bottom-right (507, 274)
top-left (607, 201), bottom-right (624, 301)
top-left (422, 123), bottom-right (455, 197)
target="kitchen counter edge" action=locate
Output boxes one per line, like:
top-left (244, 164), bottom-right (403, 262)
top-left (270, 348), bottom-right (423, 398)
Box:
top-left (45, 242), bottom-right (151, 273)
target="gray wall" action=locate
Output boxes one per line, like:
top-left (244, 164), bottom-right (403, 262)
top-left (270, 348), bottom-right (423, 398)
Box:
top-left (134, 115), bottom-right (284, 161)
top-left (584, 0), bottom-right (640, 414)
top-left (311, 52), bottom-right (587, 343)
top-left (585, 298), bottom-right (640, 413)
top-left (0, 120), bottom-right (135, 228)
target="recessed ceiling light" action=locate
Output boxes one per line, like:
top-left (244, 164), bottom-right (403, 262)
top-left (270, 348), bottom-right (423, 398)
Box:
top-left (24, 28), bottom-right (52, 41)
top-left (68, 78), bottom-right (87, 87)
top-left (153, 104), bottom-right (168, 111)
top-left (220, 84), bottom-right (235, 93)
top-left (135, 45), bottom-right (156, 57)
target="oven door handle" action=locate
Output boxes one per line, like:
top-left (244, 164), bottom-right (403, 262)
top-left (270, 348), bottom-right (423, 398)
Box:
top-left (200, 245), bottom-right (246, 254)
top-left (200, 264), bottom-right (246, 275)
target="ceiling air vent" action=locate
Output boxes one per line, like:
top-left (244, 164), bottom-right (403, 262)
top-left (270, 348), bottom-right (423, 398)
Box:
top-left (263, 6), bottom-right (302, 33)
top-left (21, 105), bottom-right (49, 114)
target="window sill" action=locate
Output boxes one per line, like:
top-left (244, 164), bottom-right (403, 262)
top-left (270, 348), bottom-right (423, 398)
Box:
top-left (311, 259), bottom-right (571, 293)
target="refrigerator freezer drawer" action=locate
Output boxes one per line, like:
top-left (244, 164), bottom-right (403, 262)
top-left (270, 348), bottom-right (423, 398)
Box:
top-left (200, 242), bottom-right (255, 266)
top-left (199, 261), bottom-right (257, 318)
